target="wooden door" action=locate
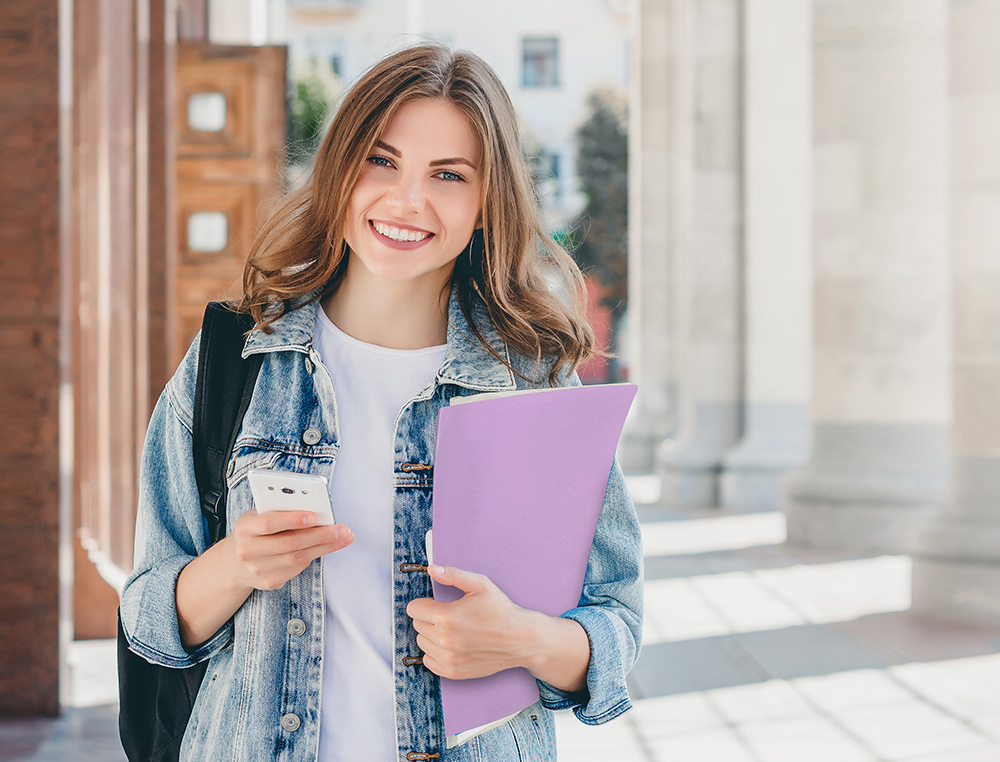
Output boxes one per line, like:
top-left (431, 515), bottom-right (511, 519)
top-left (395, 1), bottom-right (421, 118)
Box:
top-left (174, 43), bottom-right (287, 366)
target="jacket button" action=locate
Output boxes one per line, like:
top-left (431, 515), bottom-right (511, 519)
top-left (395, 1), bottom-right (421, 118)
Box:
top-left (302, 428), bottom-right (321, 445)
top-left (287, 618), bottom-right (306, 637)
top-left (304, 357), bottom-right (314, 374)
top-left (280, 713), bottom-right (301, 732)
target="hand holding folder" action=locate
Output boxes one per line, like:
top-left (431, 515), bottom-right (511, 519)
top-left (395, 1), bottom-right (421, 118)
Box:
top-left (428, 382), bottom-right (638, 739)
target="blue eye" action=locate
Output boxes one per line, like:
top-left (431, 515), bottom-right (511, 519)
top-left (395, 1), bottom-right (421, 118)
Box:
top-left (367, 155), bottom-right (394, 168)
top-left (436, 170), bottom-right (465, 183)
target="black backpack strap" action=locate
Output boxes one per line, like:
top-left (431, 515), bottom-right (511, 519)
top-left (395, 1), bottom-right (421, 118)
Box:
top-left (119, 303), bottom-right (263, 762)
top-left (192, 302), bottom-right (263, 545)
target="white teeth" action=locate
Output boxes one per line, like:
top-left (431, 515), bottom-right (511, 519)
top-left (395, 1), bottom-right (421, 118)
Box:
top-left (373, 221), bottom-right (429, 242)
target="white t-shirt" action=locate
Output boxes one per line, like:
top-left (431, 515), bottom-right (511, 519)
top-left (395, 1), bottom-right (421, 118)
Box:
top-left (313, 306), bottom-right (446, 762)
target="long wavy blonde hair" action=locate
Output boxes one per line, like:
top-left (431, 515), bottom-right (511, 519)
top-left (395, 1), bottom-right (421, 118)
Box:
top-left (240, 43), bottom-right (598, 384)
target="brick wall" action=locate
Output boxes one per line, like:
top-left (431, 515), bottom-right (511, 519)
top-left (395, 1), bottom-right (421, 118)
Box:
top-left (0, 0), bottom-right (62, 716)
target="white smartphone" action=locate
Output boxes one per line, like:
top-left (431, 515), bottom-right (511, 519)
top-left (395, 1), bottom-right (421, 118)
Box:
top-left (247, 469), bottom-right (336, 526)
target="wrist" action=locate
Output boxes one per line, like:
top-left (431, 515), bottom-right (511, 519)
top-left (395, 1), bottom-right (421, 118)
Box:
top-left (176, 539), bottom-right (254, 649)
top-left (210, 536), bottom-right (256, 598)
top-left (517, 610), bottom-right (590, 693)
top-left (514, 607), bottom-right (550, 675)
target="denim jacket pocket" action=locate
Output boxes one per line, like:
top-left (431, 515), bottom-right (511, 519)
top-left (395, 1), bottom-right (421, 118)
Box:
top-left (226, 446), bottom-right (282, 493)
top-left (463, 706), bottom-right (555, 762)
top-left (225, 441), bottom-right (338, 527)
top-left (508, 707), bottom-right (556, 761)
top-left (181, 643), bottom-right (236, 754)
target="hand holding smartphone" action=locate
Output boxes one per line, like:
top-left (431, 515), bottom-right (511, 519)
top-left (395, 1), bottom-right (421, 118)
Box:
top-left (248, 469), bottom-right (336, 526)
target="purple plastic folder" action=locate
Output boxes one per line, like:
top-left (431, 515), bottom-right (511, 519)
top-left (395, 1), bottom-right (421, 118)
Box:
top-left (430, 382), bottom-right (638, 737)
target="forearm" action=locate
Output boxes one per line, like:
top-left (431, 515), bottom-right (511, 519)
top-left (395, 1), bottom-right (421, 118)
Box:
top-left (175, 538), bottom-right (254, 649)
top-left (519, 610), bottom-right (590, 694)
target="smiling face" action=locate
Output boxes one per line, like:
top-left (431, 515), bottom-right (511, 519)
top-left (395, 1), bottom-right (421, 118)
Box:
top-left (342, 98), bottom-right (484, 292)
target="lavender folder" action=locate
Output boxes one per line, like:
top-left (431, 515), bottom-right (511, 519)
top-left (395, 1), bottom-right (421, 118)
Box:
top-left (430, 382), bottom-right (638, 737)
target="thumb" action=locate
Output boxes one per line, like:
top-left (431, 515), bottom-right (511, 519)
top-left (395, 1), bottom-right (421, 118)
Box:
top-left (427, 564), bottom-right (487, 593)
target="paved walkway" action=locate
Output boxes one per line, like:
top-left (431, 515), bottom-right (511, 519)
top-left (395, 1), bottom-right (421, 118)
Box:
top-left (5, 476), bottom-right (1000, 761)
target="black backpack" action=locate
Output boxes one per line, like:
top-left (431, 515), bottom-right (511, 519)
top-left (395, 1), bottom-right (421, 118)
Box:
top-left (117, 302), bottom-right (263, 762)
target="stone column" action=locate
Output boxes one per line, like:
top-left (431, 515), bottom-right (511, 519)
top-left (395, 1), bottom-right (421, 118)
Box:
top-left (656, 0), bottom-right (745, 507)
top-left (620, 0), bottom-right (688, 473)
top-left (782, 0), bottom-right (950, 553)
top-left (721, 0), bottom-right (812, 510)
top-left (910, 0), bottom-right (1000, 626)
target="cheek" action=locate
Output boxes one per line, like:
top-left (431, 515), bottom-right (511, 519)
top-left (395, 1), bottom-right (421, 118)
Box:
top-left (347, 175), bottom-right (383, 214)
top-left (452, 195), bottom-right (483, 231)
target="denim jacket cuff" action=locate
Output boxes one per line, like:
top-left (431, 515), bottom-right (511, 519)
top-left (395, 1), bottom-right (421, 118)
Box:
top-left (536, 606), bottom-right (633, 725)
top-left (121, 552), bottom-right (232, 668)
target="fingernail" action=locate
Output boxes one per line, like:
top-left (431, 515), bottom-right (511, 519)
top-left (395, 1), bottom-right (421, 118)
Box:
top-left (337, 526), bottom-right (352, 541)
top-left (429, 565), bottom-right (445, 576)
top-left (303, 514), bottom-right (318, 526)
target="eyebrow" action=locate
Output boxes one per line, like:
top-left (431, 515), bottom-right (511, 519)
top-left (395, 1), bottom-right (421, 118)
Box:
top-left (375, 140), bottom-right (479, 171)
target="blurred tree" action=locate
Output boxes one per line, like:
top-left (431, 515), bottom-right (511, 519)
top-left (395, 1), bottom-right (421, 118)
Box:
top-left (572, 86), bottom-right (628, 378)
top-left (287, 58), bottom-right (342, 173)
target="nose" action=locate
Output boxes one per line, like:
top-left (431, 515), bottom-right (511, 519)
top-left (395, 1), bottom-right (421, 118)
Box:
top-left (385, 173), bottom-right (425, 214)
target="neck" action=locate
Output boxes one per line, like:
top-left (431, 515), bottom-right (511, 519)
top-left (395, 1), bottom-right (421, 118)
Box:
top-left (322, 260), bottom-right (452, 350)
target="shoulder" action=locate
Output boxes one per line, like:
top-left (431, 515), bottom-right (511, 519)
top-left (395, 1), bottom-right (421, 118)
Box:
top-left (506, 348), bottom-right (580, 391)
top-left (460, 287), bottom-right (583, 391)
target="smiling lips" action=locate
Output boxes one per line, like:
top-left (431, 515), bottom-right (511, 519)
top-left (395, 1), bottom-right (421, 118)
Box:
top-left (369, 220), bottom-right (434, 250)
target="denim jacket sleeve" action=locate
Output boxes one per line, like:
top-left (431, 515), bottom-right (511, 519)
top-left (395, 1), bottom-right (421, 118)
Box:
top-left (119, 331), bottom-right (233, 668)
top-left (535, 373), bottom-right (644, 724)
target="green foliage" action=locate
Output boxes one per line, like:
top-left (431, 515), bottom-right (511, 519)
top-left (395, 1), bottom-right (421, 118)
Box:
top-left (573, 86), bottom-right (628, 317)
top-left (553, 228), bottom-right (580, 252)
top-left (288, 58), bottom-right (342, 166)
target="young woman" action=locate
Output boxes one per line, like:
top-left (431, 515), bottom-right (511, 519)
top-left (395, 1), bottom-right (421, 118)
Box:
top-left (121, 44), bottom-right (642, 762)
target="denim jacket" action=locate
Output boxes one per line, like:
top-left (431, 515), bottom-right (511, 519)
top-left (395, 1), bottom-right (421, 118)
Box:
top-left (120, 289), bottom-right (643, 762)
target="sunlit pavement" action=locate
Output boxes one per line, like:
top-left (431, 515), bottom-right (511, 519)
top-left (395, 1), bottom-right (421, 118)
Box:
top-left (555, 476), bottom-right (1000, 762)
top-left (4, 475), bottom-right (1000, 761)
top-left (0, 640), bottom-right (124, 762)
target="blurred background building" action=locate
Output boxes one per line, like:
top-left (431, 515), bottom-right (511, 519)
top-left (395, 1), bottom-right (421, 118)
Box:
top-left (2, 2), bottom-right (998, 752)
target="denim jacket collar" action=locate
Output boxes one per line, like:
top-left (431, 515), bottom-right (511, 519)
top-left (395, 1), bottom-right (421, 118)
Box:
top-left (240, 285), bottom-right (517, 392)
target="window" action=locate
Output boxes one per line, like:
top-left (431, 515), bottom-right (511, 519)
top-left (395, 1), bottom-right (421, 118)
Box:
top-left (187, 211), bottom-right (229, 253)
top-left (186, 92), bottom-right (227, 132)
top-left (522, 38), bottom-right (559, 88)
